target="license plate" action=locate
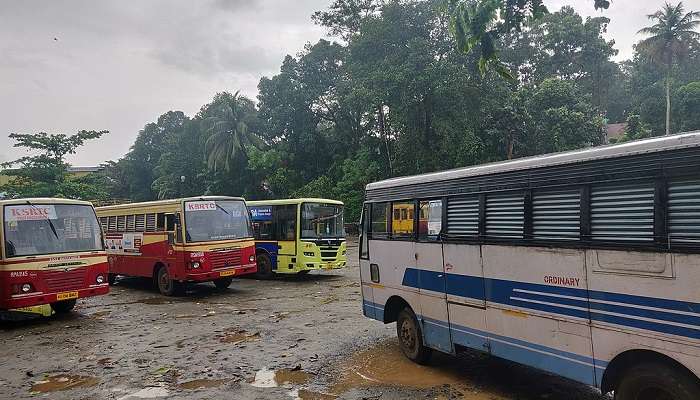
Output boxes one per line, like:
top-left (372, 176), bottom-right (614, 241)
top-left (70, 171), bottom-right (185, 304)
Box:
top-left (220, 269), bottom-right (236, 277)
top-left (56, 291), bottom-right (79, 301)
top-left (324, 263), bottom-right (334, 270)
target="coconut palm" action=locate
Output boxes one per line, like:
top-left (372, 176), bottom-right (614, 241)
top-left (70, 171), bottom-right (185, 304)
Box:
top-left (203, 92), bottom-right (262, 172)
top-left (637, 2), bottom-right (700, 135)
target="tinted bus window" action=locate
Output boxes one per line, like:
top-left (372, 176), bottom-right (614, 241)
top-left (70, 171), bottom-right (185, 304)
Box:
top-left (371, 202), bottom-right (390, 239)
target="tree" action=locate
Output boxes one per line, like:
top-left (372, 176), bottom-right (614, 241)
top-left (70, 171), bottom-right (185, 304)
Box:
top-left (637, 2), bottom-right (700, 135)
top-left (677, 81), bottom-right (700, 131)
top-left (0, 130), bottom-right (108, 200)
top-left (203, 92), bottom-right (262, 172)
top-left (446, 0), bottom-right (610, 79)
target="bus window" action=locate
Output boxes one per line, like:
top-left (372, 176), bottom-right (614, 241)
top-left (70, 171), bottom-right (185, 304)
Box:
top-left (275, 205), bottom-right (297, 241)
top-left (371, 202), bottom-right (390, 239)
top-left (360, 205), bottom-right (369, 258)
top-left (419, 200), bottom-right (442, 240)
top-left (392, 202), bottom-right (415, 238)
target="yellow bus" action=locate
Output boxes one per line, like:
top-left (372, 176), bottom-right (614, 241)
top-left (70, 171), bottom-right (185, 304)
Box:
top-left (248, 198), bottom-right (347, 278)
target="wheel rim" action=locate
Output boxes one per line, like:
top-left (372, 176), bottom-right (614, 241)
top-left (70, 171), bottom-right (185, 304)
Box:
top-left (259, 257), bottom-right (270, 274)
top-left (159, 269), bottom-right (172, 292)
top-left (399, 318), bottom-right (417, 354)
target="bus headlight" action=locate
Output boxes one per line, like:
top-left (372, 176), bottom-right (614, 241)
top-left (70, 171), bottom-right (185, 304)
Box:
top-left (249, 255), bottom-right (255, 263)
top-left (21, 283), bottom-right (32, 293)
top-left (190, 261), bottom-right (201, 269)
top-left (96, 275), bottom-right (105, 284)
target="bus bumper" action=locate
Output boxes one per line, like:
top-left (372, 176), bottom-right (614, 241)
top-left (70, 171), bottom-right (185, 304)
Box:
top-left (183, 263), bottom-right (258, 281)
top-left (0, 284), bottom-right (110, 310)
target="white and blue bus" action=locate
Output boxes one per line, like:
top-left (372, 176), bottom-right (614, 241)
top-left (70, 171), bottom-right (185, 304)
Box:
top-left (360, 132), bottom-right (700, 400)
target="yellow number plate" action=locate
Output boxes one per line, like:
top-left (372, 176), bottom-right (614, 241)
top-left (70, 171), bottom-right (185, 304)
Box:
top-left (219, 270), bottom-right (236, 277)
top-left (56, 291), bottom-right (79, 301)
top-left (324, 263), bottom-right (334, 270)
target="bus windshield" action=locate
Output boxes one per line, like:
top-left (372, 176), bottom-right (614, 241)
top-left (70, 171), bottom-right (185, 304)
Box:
top-left (301, 203), bottom-right (345, 239)
top-left (3, 203), bottom-right (103, 258)
top-left (184, 199), bottom-right (252, 243)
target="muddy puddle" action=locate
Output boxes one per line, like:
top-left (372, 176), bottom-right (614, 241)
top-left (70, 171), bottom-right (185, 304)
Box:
top-left (30, 374), bottom-right (100, 393)
top-left (326, 340), bottom-right (507, 399)
top-left (178, 378), bottom-right (230, 390)
top-left (251, 367), bottom-right (312, 388)
top-left (218, 328), bottom-right (260, 344)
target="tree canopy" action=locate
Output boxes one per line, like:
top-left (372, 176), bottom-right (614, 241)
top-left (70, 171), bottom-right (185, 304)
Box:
top-left (7, 0), bottom-right (698, 222)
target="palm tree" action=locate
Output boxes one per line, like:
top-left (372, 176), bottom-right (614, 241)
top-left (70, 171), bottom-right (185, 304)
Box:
top-left (203, 92), bottom-right (262, 172)
top-left (637, 2), bottom-right (700, 135)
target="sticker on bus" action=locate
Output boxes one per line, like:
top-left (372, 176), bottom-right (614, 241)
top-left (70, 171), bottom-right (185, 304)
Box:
top-left (4, 205), bottom-right (57, 222)
top-left (249, 206), bottom-right (272, 221)
top-left (186, 201), bottom-right (217, 212)
top-left (105, 233), bottom-right (143, 254)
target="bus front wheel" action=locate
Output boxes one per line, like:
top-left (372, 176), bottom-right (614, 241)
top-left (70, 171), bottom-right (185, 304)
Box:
top-left (51, 299), bottom-right (76, 314)
top-left (255, 253), bottom-right (274, 280)
top-left (214, 277), bottom-right (233, 290)
top-left (155, 265), bottom-right (183, 296)
top-left (614, 362), bottom-right (700, 400)
top-left (397, 307), bottom-right (432, 365)
top-left (107, 273), bottom-right (117, 285)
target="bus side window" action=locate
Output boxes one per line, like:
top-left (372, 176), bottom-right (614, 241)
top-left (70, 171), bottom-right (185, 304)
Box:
top-left (175, 213), bottom-right (183, 243)
top-left (392, 202), bottom-right (415, 238)
top-left (165, 214), bottom-right (176, 231)
top-left (371, 202), bottom-right (390, 239)
top-left (157, 213), bottom-right (166, 231)
top-left (419, 200), bottom-right (443, 241)
top-left (274, 205), bottom-right (296, 241)
top-left (360, 204), bottom-right (369, 259)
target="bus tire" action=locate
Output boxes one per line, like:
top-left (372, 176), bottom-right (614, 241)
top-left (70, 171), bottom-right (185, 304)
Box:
top-left (297, 270), bottom-right (310, 276)
top-left (107, 273), bottom-right (117, 285)
top-left (256, 253), bottom-right (274, 279)
top-left (155, 265), bottom-right (183, 296)
top-left (51, 299), bottom-right (77, 314)
top-left (397, 307), bottom-right (432, 365)
top-left (214, 277), bottom-right (233, 290)
top-left (614, 362), bottom-right (700, 400)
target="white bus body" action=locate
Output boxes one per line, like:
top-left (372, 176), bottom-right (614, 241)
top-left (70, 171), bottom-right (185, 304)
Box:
top-left (360, 132), bottom-right (700, 399)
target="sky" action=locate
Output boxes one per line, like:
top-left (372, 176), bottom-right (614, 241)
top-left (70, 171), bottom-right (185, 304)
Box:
top-left (0, 0), bottom-right (677, 166)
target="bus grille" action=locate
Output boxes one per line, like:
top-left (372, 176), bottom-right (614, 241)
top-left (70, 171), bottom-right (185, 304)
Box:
top-left (209, 249), bottom-right (242, 269)
top-left (43, 269), bottom-right (87, 292)
top-left (319, 246), bottom-right (340, 261)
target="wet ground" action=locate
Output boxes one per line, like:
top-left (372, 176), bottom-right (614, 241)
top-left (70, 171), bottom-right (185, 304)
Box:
top-left (0, 239), bottom-right (606, 400)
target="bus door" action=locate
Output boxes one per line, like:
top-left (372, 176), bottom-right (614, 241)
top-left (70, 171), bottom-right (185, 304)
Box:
top-left (274, 205), bottom-right (297, 271)
top-left (359, 204), bottom-right (376, 319)
top-left (415, 199), bottom-right (453, 354)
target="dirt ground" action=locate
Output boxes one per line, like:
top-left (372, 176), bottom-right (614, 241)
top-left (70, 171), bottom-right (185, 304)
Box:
top-left (0, 239), bottom-right (606, 400)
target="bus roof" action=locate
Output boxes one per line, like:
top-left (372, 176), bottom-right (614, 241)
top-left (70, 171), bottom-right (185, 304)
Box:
top-left (367, 131), bottom-right (700, 191)
top-left (0, 198), bottom-right (95, 207)
top-left (247, 198), bottom-right (344, 206)
top-left (95, 196), bottom-right (245, 213)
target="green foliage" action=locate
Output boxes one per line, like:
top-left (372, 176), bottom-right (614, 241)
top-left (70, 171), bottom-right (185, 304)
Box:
top-left (1, 130), bottom-right (108, 200)
top-left (98, 0), bottom-right (699, 223)
top-left (677, 81), bottom-right (700, 131)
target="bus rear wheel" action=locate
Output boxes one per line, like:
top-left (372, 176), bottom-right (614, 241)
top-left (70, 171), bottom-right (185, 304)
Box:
top-left (51, 299), bottom-right (76, 314)
top-left (107, 273), bottom-right (117, 285)
top-left (614, 362), bottom-right (700, 400)
top-left (214, 277), bottom-right (233, 290)
top-left (255, 253), bottom-right (274, 280)
top-left (155, 265), bottom-right (183, 296)
top-left (397, 307), bottom-right (432, 365)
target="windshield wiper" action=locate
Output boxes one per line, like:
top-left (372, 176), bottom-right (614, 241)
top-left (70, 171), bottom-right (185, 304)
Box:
top-left (26, 200), bottom-right (59, 239)
top-left (201, 198), bottom-right (230, 216)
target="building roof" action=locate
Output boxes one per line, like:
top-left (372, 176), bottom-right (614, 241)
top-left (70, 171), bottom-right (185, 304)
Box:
top-left (367, 131), bottom-right (700, 191)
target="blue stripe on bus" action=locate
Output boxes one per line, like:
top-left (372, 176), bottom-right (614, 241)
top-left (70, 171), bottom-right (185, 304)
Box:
top-left (402, 268), bottom-right (700, 340)
top-left (362, 299), bottom-right (605, 387)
